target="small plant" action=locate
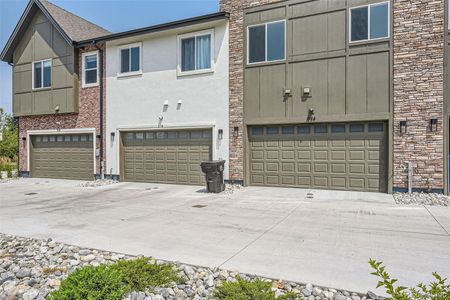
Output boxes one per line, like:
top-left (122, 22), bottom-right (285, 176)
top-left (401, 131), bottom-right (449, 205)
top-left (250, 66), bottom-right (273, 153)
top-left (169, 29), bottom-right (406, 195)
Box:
top-left (110, 257), bottom-right (183, 292)
top-left (212, 276), bottom-right (299, 300)
top-left (369, 259), bottom-right (450, 300)
top-left (47, 265), bottom-right (128, 300)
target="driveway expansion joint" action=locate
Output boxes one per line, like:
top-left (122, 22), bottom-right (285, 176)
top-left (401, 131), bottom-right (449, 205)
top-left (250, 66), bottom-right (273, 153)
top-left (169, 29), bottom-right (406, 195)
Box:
top-left (424, 205), bottom-right (450, 237)
top-left (218, 200), bottom-right (304, 268)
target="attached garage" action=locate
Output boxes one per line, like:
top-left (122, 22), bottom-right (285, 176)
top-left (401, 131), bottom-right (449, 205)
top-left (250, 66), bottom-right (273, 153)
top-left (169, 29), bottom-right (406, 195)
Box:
top-left (248, 123), bottom-right (387, 192)
top-left (120, 129), bottom-right (212, 185)
top-left (30, 134), bottom-right (95, 180)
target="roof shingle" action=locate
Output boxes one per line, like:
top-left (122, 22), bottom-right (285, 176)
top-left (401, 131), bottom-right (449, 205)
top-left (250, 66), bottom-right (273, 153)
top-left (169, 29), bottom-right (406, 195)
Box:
top-left (39, 0), bottom-right (111, 42)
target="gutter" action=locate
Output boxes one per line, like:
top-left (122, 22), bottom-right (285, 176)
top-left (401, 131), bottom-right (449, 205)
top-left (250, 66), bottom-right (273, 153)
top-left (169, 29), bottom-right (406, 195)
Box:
top-left (75, 12), bottom-right (229, 47)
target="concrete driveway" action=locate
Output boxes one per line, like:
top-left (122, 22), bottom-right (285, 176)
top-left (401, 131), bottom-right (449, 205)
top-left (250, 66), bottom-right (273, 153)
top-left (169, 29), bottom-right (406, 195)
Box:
top-left (1, 178), bottom-right (449, 294)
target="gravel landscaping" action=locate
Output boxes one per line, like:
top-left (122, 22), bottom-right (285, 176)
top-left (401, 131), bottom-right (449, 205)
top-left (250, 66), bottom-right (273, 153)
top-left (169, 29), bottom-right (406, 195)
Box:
top-left (79, 179), bottom-right (119, 188)
top-left (393, 192), bottom-right (450, 206)
top-left (0, 233), bottom-right (381, 300)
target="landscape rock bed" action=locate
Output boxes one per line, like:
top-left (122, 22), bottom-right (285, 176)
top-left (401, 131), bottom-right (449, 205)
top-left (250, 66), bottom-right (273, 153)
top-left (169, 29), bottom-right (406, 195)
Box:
top-left (79, 179), bottom-right (119, 188)
top-left (393, 192), bottom-right (449, 206)
top-left (0, 233), bottom-right (380, 300)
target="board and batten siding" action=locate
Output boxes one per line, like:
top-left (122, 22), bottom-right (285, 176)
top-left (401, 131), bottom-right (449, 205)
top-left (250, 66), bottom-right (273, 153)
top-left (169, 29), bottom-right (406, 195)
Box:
top-left (244, 0), bottom-right (392, 125)
top-left (12, 10), bottom-right (78, 117)
top-left (105, 21), bottom-right (230, 180)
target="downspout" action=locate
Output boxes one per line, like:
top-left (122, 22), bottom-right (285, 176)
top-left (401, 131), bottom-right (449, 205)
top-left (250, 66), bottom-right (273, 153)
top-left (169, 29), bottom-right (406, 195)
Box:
top-left (8, 62), bottom-right (19, 176)
top-left (93, 41), bottom-right (105, 179)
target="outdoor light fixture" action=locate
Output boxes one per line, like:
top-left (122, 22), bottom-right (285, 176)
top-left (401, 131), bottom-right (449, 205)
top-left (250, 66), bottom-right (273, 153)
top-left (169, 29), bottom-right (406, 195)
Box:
top-left (96, 134), bottom-right (101, 139)
top-left (218, 129), bottom-right (223, 140)
top-left (302, 86), bottom-right (312, 98)
top-left (430, 118), bottom-right (438, 132)
top-left (400, 121), bottom-right (407, 134)
top-left (111, 132), bottom-right (115, 142)
top-left (233, 126), bottom-right (239, 137)
top-left (22, 137), bottom-right (26, 141)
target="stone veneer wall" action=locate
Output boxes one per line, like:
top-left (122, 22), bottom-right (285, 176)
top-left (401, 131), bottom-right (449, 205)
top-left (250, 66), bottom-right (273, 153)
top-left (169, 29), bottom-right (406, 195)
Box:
top-left (393, 0), bottom-right (445, 191)
top-left (220, 0), bottom-right (283, 182)
top-left (19, 44), bottom-right (106, 176)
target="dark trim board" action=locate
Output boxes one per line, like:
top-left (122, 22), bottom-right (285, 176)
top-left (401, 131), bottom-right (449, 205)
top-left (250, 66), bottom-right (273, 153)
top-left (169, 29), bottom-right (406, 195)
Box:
top-left (75, 12), bottom-right (229, 46)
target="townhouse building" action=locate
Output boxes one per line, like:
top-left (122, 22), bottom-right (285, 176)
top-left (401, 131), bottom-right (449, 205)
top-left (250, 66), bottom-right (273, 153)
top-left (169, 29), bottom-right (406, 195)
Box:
top-left (0, 0), bottom-right (109, 180)
top-left (1, 0), bottom-right (450, 194)
top-left (221, 0), bottom-right (449, 194)
top-left (1, 0), bottom-right (230, 185)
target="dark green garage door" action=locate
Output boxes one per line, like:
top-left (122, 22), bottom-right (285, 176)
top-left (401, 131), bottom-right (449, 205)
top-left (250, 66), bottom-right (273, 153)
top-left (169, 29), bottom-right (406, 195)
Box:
top-left (121, 129), bottom-right (212, 185)
top-left (248, 123), bottom-right (387, 192)
top-left (30, 134), bottom-right (94, 180)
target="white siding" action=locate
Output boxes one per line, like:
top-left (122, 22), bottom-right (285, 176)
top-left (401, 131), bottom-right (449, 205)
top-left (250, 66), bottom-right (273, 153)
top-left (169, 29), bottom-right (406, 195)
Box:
top-left (105, 22), bottom-right (230, 180)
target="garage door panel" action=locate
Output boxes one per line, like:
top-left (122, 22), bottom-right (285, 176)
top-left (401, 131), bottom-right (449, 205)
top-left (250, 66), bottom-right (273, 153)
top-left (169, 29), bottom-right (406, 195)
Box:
top-left (266, 162), bottom-right (279, 172)
top-left (31, 134), bottom-right (94, 181)
top-left (281, 175), bottom-right (295, 185)
top-left (249, 123), bottom-right (387, 192)
top-left (122, 129), bottom-right (211, 185)
top-left (266, 175), bottom-right (280, 185)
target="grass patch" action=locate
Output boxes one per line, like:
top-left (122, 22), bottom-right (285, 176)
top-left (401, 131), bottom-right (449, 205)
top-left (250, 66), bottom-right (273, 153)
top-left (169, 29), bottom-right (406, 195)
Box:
top-left (213, 276), bottom-right (300, 300)
top-left (110, 257), bottom-right (183, 292)
top-left (47, 265), bottom-right (128, 300)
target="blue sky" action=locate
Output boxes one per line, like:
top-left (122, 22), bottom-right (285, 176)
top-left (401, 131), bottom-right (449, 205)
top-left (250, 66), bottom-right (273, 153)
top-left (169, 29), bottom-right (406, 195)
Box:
top-left (0, 0), bottom-right (219, 114)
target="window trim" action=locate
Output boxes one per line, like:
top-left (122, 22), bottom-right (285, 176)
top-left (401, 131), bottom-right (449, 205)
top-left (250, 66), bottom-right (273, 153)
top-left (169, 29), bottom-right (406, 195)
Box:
top-left (177, 28), bottom-right (215, 76)
top-left (117, 42), bottom-right (142, 77)
top-left (82, 50), bottom-right (99, 88)
top-left (247, 19), bottom-right (286, 65)
top-left (31, 59), bottom-right (52, 90)
top-left (349, 1), bottom-right (390, 43)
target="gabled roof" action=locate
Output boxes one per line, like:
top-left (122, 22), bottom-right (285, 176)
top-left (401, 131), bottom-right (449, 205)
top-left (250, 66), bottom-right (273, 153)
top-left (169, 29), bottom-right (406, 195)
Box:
top-left (1, 0), bottom-right (111, 63)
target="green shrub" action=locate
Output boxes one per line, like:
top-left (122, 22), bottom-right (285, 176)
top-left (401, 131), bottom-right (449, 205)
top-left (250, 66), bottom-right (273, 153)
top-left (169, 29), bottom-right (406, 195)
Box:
top-left (369, 259), bottom-right (450, 300)
top-left (110, 257), bottom-right (182, 292)
top-left (47, 265), bottom-right (128, 300)
top-left (212, 276), bottom-right (299, 300)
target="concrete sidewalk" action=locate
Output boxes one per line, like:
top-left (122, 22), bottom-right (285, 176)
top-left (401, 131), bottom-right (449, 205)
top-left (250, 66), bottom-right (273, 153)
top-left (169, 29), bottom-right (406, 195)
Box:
top-left (1, 178), bottom-right (449, 294)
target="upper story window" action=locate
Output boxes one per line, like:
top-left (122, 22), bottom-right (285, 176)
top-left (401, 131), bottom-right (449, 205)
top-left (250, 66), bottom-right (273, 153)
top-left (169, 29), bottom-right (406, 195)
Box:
top-left (82, 51), bottom-right (98, 87)
top-left (32, 59), bottom-right (51, 89)
top-left (247, 20), bottom-right (286, 64)
top-left (178, 29), bottom-right (214, 75)
top-left (119, 43), bottom-right (141, 75)
top-left (350, 2), bottom-right (389, 43)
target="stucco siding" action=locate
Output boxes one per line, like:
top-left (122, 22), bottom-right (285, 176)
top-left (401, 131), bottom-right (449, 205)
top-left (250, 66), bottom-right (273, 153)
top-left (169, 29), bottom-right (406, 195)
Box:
top-left (105, 22), bottom-right (230, 179)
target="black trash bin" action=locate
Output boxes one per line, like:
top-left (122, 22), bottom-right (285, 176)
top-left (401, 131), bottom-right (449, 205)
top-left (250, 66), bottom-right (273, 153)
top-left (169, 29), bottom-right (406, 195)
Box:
top-left (200, 160), bottom-right (226, 193)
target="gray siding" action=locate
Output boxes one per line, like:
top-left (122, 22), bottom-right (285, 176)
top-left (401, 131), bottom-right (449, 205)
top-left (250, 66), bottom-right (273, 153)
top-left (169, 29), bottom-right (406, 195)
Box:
top-left (12, 10), bottom-right (78, 117)
top-left (244, 0), bottom-right (392, 124)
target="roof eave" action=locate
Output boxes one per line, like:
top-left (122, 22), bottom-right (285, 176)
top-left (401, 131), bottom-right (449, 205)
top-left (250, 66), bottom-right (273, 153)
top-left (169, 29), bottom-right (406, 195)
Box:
top-left (75, 11), bottom-right (229, 47)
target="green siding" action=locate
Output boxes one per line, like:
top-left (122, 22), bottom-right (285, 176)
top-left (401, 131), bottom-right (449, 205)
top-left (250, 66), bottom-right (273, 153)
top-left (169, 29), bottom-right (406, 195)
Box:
top-left (12, 10), bottom-right (77, 117)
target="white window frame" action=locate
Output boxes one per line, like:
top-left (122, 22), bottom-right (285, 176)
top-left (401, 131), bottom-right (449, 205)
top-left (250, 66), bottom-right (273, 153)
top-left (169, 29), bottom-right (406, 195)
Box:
top-left (349, 1), bottom-right (390, 43)
top-left (117, 42), bottom-right (142, 77)
top-left (247, 20), bottom-right (286, 65)
top-left (31, 59), bottom-right (52, 90)
top-left (177, 28), bottom-right (215, 76)
top-left (82, 51), bottom-right (99, 88)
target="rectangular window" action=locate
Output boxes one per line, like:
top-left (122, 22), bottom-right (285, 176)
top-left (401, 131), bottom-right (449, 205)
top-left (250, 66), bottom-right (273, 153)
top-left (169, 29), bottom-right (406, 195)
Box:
top-left (350, 2), bottom-right (389, 42)
top-left (179, 30), bottom-right (213, 74)
top-left (119, 44), bottom-right (141, 74)
top-left (33, 59), bottom-right (51, 89)
top-left (82, 51), bottom-right (98, 87)
top-left (248, 20), bottom-right (285, 64)
top-left (350, 124), bottom-right (365, 133)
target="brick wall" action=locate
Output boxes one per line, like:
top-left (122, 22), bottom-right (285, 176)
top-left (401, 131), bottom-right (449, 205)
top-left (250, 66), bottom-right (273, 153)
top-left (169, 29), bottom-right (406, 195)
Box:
top-left (220, 0), bottom-right (283, 182)
top-left (393, 0), bottom-right (445, 191)
top-left (19, 44), bottom-right (106, 176)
